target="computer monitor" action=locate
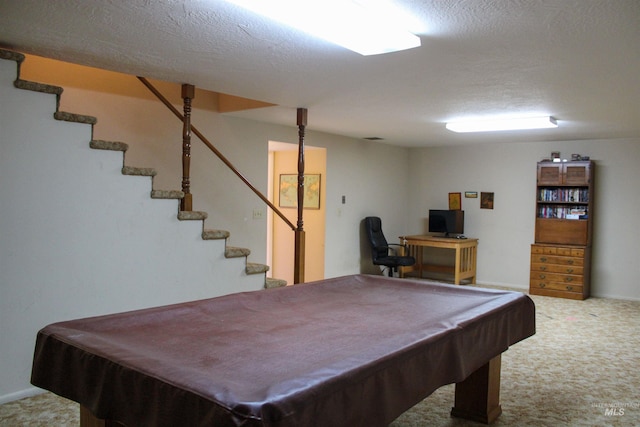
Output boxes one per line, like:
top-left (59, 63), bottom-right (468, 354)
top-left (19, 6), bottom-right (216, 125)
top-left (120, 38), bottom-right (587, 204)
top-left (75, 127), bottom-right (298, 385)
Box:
top-left (428, 210), bottom-right (464, 237)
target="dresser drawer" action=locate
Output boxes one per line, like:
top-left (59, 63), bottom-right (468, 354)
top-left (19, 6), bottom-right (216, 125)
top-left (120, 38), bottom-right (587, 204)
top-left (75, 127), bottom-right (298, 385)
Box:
top-left (531, 245), bottom-right (585, 257)
top-left (531, 262), bottom-right (584, 275)
top-left (530, 279), bottom-right (583, 294)
top-left (530, 271), bottom-right (583, 284)
top-left (531, 254), bottom-right (584, 267)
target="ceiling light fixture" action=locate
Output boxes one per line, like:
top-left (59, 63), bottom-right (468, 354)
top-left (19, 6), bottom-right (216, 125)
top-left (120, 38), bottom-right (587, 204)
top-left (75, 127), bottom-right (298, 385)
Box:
top-left (223, 0), bottom-right (421, 55)
top-left (446, 116), bottom-right (558, 133)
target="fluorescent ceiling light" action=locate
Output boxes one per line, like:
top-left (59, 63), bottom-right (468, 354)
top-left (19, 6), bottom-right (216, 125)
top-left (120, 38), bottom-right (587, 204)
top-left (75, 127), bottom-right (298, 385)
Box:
top-left (223, 0), bottom-right (421, 55)
top-left (446, 116), bottom-right (558, 133)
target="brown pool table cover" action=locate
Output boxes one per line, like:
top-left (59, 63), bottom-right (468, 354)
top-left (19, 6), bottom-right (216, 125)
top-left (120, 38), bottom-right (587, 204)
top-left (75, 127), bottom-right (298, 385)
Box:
top-left (31, 274), bottom-right (535, 427)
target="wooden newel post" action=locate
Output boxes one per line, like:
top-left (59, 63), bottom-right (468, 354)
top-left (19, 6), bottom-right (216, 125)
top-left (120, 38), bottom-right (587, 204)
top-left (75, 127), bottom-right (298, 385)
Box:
top-left (294, 108), bottom-right (307, 284)
top-left (181, 84), bottom-right (195, 211)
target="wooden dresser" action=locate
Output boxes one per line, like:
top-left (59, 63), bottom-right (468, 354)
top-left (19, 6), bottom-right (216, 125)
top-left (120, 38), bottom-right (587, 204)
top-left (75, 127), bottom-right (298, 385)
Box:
top-left (530, 243), bottom-right (590, 300)
top-left (529, 160), bottom-right (594, 300)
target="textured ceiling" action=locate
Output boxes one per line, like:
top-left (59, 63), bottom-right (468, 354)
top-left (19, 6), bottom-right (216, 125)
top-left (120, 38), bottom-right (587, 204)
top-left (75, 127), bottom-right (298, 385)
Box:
top-left (0, 0), bottom-right (639, 147)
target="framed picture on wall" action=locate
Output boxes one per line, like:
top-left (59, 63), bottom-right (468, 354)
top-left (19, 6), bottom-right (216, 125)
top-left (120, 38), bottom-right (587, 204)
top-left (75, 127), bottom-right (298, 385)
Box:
top-left (279, 174), bottom-right (321, 209)
top-left (481, 192), bottom-right (494, 209)
top-left (448, 192), bottom-right (461, 210)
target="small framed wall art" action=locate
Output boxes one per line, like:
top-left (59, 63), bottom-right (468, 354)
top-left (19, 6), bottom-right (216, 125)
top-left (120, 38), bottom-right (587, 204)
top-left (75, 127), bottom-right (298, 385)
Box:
top-left (279, 174), bottom-right (321, 209)
top-left (448, 192), bottom-right (461, 210)
top-left (481, 192), bottom-right (494, 209)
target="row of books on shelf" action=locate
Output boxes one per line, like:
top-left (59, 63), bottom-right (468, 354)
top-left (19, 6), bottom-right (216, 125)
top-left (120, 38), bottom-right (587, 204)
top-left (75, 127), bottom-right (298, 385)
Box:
top-left (538, 188), bottom-right (589, 202)
top-left (538, 206), bottom-right (588, 219)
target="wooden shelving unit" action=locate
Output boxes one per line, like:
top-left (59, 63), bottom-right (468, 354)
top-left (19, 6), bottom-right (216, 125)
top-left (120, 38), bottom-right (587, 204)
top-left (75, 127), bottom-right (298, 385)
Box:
top-left (530, 161), bottom-right (594, 300)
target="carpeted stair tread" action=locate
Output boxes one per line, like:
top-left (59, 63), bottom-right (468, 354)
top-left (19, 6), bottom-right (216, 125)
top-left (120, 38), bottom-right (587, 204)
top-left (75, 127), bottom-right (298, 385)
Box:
top-left (202, 229), bottom-right (230, 240)
top-left (53, 111), bottom-right (97, 125)
top-left (0, 48), bottom-right (25, 63)
top-left (122, 165), bottom-right (157, 177)
top-left (177, 211), bottom-right (208, 221)
top-left (265, 278), bottom-right (288, 289)
top-left (225, 246), bottom-right (250, 258)
top-left (246, 262), bottom-right (269, 275)
top-left (90, 139), bottom-right (129, 152)
top-left (14, 79), bottom-right (63, 95)
top-left (151, 190), bottom-right (184, 199)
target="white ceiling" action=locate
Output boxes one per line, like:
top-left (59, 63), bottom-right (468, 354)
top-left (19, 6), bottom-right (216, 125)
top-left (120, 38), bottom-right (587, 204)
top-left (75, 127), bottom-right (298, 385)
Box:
top-left (1, 0), bottom-right (639, 147)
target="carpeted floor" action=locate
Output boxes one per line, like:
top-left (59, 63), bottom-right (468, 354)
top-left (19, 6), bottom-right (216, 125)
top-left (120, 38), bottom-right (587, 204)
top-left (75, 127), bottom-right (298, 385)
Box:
top-left (1, 288), bottom-right (638, 426)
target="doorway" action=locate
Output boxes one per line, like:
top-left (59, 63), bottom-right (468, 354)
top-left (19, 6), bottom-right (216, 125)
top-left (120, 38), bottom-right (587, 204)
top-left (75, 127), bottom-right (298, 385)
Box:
top-left (267, 141), bottom-right (326, 285)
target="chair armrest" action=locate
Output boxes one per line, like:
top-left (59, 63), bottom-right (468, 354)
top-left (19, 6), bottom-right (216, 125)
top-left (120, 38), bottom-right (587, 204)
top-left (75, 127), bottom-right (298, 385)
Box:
top-left (388, 243), bottom-right (410, 256)
top-left (376, 244), bottom-right (406, 256)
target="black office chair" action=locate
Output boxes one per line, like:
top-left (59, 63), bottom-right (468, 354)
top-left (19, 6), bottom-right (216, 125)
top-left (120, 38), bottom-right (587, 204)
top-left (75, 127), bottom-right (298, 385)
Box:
top-left (364, 216), bottom-right (415, 277)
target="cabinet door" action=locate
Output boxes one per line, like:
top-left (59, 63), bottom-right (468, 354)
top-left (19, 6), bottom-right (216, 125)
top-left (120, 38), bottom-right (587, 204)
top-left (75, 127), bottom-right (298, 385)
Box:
top-left (535, 218), bottom-right (589, 245)
top-left (563, 163), bottom-right (591, 185)
top-left (537, 162), bottom-right (591, 185)
top-left (537, 163), bottom-right (563, 185)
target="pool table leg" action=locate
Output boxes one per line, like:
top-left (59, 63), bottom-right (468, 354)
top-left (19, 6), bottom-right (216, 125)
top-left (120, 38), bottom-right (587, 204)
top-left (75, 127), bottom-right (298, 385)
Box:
top-left (450, 354), bottom-right (502, 424)
top-left (80, 405), bottom-right (123, 427)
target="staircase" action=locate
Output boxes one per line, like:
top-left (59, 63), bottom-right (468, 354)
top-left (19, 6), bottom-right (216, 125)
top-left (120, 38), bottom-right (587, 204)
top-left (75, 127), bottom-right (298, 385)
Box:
top-left (0, 48), bottom-right (286, 290)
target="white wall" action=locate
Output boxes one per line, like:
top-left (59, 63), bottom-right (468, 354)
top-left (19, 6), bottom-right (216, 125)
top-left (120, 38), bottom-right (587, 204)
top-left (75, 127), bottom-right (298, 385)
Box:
top-left (3, 50), bottom-right (637, 405)
top-left (0, 58), bottom-right (270, 402)
top-left (408, 140), bottom-right (640, 300)
top-left (0, 54), bottom-right (412, 402)
top-left (18, 55), bottom-right (412, 279)
top-left (322, 136), bottom-right (413, 277)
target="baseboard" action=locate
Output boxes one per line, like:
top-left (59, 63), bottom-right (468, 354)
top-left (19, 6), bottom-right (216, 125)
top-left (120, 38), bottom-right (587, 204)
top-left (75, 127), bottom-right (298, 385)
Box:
top-left (590, 292), bottom-right (640, 302)
top-left (474, 280), bottom-right (528, 291)
top-left (0, 386), bottom-right (44, 405)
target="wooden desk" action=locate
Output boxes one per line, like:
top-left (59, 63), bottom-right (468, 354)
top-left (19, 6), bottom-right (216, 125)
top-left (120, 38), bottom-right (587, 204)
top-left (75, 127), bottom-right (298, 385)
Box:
top-left (400, 235), bottom-right (478, 284)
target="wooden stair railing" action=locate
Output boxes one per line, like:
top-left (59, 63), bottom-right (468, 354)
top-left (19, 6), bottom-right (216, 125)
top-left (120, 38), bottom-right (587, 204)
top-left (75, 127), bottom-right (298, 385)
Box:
top-left (137, 77), bottom-right (306, 283)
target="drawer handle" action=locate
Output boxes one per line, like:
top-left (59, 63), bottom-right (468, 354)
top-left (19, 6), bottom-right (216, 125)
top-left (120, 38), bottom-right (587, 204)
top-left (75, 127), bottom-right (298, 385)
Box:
top-left (539, 274), bottom-right (546, 279)
top-left (540, 257), bottom-right (547, 262)
top-left (566, 286), bottom-right (573, 291)
top-left (540, 266), bottom-right (547, 271)
top-left (567, 268), bottom-right (574, 274)
top-left (539, 283), bottom-right (546, 288)
top-left (565, 277), bottom-right (573, 282)
top-left (567, 260), bottom-right (574, 265)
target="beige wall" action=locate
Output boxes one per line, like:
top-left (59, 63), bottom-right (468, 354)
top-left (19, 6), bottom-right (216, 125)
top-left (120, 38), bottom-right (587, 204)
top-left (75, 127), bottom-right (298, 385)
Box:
top-left (271, 148), bottom-right (327, 284)
top-left (3, 50), bottom-right (640, 405)
top-left (408, 139), bottom-right (640, 300)
top-left (2, 52), bottom-right (415, 402)
top-left (0, 57), bottom-right (270, 402)
top-left (15, 53), bottom-right (413, 281)
top-left (14, 52), bottom-right (640, 300)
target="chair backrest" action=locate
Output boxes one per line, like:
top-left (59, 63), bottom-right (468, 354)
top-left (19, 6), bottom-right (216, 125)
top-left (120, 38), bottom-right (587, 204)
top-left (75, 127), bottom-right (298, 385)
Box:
top-left (364, 216), bottom-right (389, 261)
